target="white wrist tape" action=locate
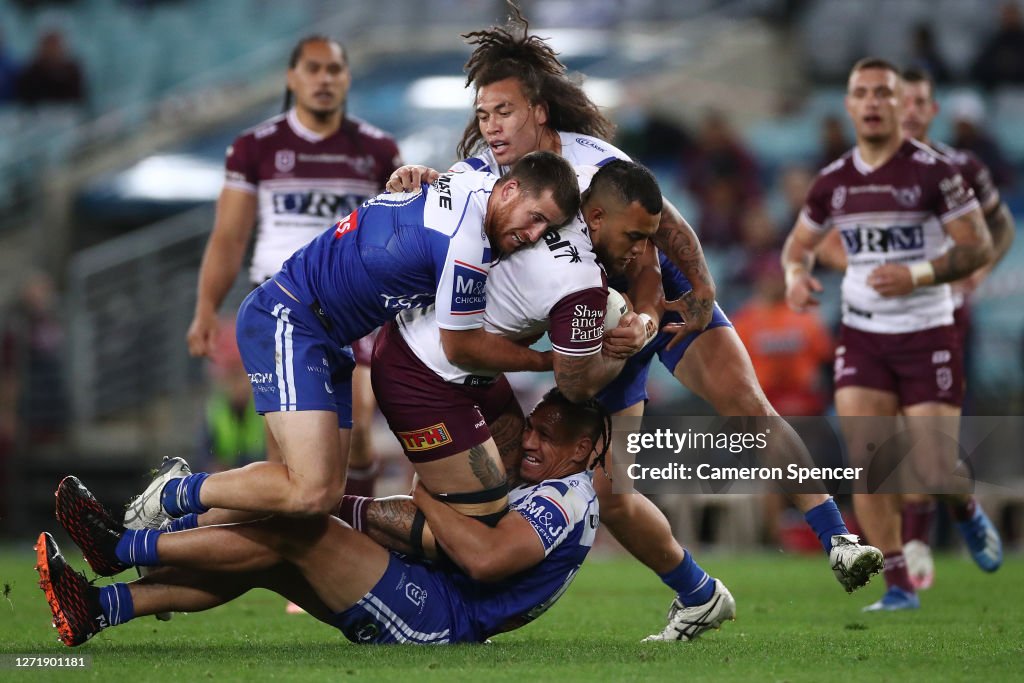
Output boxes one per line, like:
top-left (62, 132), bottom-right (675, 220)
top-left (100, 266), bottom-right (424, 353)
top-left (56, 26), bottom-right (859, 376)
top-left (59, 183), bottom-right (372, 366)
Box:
top-left (784, 262), bottom-right (807, 287)
top-left (638, 313), bottom-right (658, 347)
top-left (908, 261), bottom-right (935, 287)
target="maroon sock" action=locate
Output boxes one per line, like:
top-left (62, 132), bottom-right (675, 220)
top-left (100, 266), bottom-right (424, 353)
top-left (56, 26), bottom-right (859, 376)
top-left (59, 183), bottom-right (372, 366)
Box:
top-left (901, 501), bottom-right (936, 544)
top-left (948, 496), bottom-right (977, 523)
top-left (883, 552), bottom-right (915, 593)
top-left (336, 495), bottom-right (371, 532)
top-left (344, 463), bottom-right (379, 498)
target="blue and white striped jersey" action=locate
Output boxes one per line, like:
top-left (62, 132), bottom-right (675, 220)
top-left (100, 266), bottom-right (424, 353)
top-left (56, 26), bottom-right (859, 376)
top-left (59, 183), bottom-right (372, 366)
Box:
top-left (451, 470), bottom-right (599, 639)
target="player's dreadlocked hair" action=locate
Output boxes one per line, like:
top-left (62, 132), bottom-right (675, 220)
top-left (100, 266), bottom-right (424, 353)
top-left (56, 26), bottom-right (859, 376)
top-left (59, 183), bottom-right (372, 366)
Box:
top-left (456, 1), bottom-right (615, 159)
top-left (538, 388), bottom-right (613, 473)
top-left (281, 34), bottom-right (348, 112)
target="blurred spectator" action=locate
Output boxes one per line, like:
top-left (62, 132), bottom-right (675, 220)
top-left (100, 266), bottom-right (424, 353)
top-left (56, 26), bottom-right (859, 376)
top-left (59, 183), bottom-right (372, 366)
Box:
top-left (970, 1), bottom-right (1024, 89)
top-left (0, 271), bottom-right (69, 448)
top-left (949, 93), bottom-right (1015, 190)
top-left (0, 26), bottom-right (20, 104)
top-left (16, 29), bottom-right (86, 105)
top-left (730, 254), bottom-right (834, 416)
top-left (738, 202), bottom-right (783, 260)
top-left (816, 113), bottom-right (850, 168)
top-left (196, 319), bottom-right (265, 472)
top-left (907, 23), bottom-right (952, 83)
top-left (614, 109), bottom-right (692, 169)
top-left (682, 109), bottom-right (761, 247)
top-left (778, 164), bottom-right (814, 228)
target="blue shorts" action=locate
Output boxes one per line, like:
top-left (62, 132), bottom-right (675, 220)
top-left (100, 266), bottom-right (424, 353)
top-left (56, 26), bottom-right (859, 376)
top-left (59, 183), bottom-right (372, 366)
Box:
top-left (598, 259), bottom-right (732, 414)
top-left (331, 553), bottom-right (476, 644)
top-left (236, 281), bottom-right (355, 428)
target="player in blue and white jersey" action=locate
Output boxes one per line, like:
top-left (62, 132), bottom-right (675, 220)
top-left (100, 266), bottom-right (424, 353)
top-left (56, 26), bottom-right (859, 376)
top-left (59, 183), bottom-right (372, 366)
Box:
top-left (123, 152), bottom-right (580, 535)
top-left (40, 390), bottom-right (607, 647)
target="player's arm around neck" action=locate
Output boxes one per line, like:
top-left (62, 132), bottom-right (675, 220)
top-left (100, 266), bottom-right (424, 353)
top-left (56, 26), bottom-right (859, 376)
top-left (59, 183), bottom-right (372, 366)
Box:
top-left (186, 188), bottom-right (258, 357)
top-left (440, 327), bottom-right (552, 372)
top-left (412, 483), bottom-right (544, 582)
top-left (651, 199), bottom-right (716, 331)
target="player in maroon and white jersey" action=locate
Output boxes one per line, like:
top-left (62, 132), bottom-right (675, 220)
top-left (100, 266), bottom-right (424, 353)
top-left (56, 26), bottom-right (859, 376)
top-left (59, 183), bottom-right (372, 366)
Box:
top-left (183, 35), bottom-right (402, 503)
top-left (783, 58), bottom-right (1003, 612)
top-left (889, 68), bottom-right (1014, 590)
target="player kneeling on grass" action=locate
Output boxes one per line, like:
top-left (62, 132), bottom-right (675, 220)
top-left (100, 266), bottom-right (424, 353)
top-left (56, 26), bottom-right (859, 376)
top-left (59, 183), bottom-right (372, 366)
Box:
top-left (38, 390), bottom-right (631, 647)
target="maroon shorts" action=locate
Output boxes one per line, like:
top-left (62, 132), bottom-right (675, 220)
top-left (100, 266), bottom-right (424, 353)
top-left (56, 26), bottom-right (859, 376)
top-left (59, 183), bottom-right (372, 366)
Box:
top-left (371, 321), bottom-right (518, 463)
top-left (952, 304), bottom-right (971, 354)
top-left (834, 324), bottom-right (963, 408)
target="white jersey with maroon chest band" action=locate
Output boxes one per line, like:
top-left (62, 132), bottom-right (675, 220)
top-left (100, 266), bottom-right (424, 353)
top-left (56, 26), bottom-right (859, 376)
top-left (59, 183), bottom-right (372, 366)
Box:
top-left (225, 108), bottom-right (402, 283)
top-left (396, 166), bottom-right (608, 383)
top-left (801, 139), bottom-right (980, 334)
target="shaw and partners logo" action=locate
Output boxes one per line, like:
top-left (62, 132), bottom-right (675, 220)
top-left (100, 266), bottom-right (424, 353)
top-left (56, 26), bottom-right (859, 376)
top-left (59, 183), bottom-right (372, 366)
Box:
top-left (840, 224), bottom-right (924, 254)
top-left (398, 423), bottom-right (453, 452)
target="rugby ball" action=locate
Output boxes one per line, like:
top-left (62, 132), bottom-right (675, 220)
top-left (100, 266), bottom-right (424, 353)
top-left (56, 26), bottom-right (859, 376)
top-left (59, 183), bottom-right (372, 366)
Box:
top-left (605, 287), bottom-right (630, 330)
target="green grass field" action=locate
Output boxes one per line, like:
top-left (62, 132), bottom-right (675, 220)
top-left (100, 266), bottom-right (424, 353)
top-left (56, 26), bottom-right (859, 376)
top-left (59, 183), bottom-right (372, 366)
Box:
top-left (0, 541), bottom-right (1020, 682)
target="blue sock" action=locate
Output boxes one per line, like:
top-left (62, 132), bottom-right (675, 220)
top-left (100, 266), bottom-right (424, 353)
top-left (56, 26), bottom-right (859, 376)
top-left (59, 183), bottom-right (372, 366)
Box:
top-left (98, 583), bottom-right (135, 626)
top-left (804, 497), bottom-right (849, 553)
top-left (114, 529), bottom-right (162, 566)
top-left (659, 551), bottom-right (716, 607)
top-left (161, 473), bottom-right (210, 517)
top-left (165, 513), bottom-right (200, 533)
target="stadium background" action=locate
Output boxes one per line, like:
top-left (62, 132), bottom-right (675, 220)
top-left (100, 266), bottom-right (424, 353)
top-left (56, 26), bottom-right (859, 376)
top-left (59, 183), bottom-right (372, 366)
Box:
top-left (0, 0), bottom-right (1021, 589)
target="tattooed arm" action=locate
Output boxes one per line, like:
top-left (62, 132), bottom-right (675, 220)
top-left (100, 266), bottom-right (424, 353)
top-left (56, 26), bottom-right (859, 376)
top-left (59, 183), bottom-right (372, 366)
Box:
top-left (867, 207), bottom-right (993, 297)
top-left (552, 345), bottom-right (631, 403)
top-left (982, 201), bottom-right (1015, 267)
top-left (652, 198), bottom-right (716, 332)
top-left (362, 495), bottom-right (420, 555)
top-left (412, 483), bottom-right (545, 582)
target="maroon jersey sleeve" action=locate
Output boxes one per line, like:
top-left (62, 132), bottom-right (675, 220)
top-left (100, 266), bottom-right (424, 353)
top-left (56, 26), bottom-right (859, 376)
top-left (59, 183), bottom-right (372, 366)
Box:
top-left (801, 172), bottom-right (835, 231)
top-left (548, 286), bottom-right (608, 357)
top-left (927, 158), bottom-right (979, 223)
top-left (223, 133), bottom-right (257, 193)
top-left (961, 151), bottom-right (1000, 213)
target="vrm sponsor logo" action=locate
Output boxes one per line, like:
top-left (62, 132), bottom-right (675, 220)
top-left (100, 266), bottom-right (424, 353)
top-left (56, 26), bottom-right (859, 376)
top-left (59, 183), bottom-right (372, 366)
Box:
top-left (398, 423), bottom-right (453, 451)
top-left (839, 225), bottom-right (924, 254)
top-left (273, 191), bottom-right (361, 218)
